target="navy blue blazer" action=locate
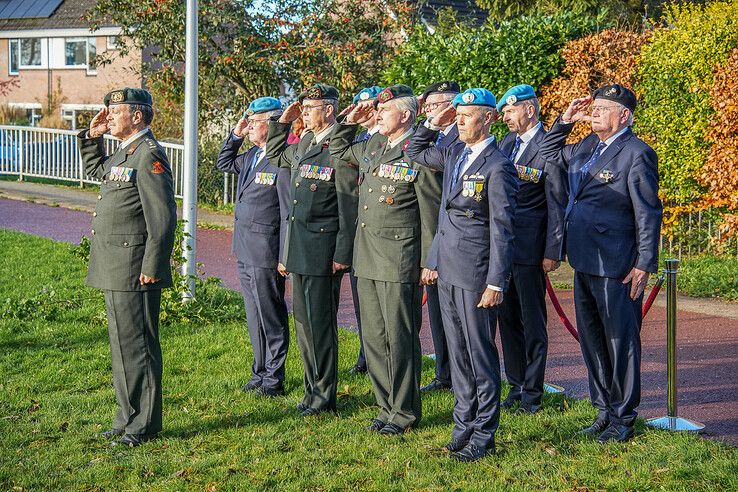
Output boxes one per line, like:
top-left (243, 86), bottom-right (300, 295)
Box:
top-left (216, 132), bottom-right (290, 269)
top-left (407, 125), bottom-right (519, 292)
top-left (539, 118), bottom-right (662, 279)
top-left (499, 127), bottom-right (566, 264)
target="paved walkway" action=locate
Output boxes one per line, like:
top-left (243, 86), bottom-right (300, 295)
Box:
top-left (2, 180), bottom-right (737, 445)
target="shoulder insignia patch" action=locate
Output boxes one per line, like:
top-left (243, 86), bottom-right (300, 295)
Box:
top-left (152, 161), bottom-right (165, 174)
top-left (402, 140), bottom-right (410, 151)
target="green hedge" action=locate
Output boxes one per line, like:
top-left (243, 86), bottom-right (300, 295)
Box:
top-left (635, 0), bottom-right (738, 205)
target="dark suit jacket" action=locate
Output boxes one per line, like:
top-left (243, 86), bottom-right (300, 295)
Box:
top-left (408, 125), bottom-right (519, 292)
top-left (266, 120), bottom-right (358, 276)
top-left (499, 126), bottom-right (566, 264)
top-left (539, 118), bottom-right (662, 278)
top-left (216, 132), bottom-right (290, 269)
top-left (78, 129), bottom-right (177, 291)
top-left (330, 123), bottom-right (442, 283)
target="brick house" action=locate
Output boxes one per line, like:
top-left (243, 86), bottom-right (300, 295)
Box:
top-left (0, 0), bottom-right (142, 128)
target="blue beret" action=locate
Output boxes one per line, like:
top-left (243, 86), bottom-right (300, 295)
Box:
top-left (452, 88), bottom-right (497, 109)
top-left (352, 86), bottom-right (383, 104)
top-left (244, 97), bottom-right (282, 117)
top-left (496, 85), bottom-right (537, 112)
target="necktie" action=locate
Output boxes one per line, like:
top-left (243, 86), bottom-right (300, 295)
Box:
top-left (580, 142), bottom-right (606, 176)
top-left (509, 136), bottom-right (523, 163)
top-left (436, 131), bottom-right (445, 147)
top-left (246, 149), bottom-right (261, 179)
top-left (451, 148), bottom-right (472, 186)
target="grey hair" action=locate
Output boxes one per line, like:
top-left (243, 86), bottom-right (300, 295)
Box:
top-left (391, 96), bottom-right (418, 121)
top-left (323, 99), bottom-right (338, 113)
top-left (129, 104), bottom-right (154, 126)
top-left (614, 102), bottom-right (634, 126)
top-left (522, 98), bottom-right (540, 118)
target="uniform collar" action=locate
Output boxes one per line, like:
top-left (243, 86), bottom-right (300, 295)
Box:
top-left (518, 121), bottom-right (542, 143)
top-left (313, 123), bottom-right (335, 145)
top-left (120, 127), bottom-right (150, 149)
top-left (387, 128), bottom-right (414, 149)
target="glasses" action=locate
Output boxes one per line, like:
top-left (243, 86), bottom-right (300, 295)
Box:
top-left (591, 105), bottom-right (622, 113)
top-left (301, 103), bottom-right (327, 113)
top-left (247, 117), bottom-right (270, 125)
top-left (424, 100), bottom-right (453, 112)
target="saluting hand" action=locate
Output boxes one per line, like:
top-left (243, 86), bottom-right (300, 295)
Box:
top-left (139, 273), bottom-right (159, 285)
top-left (279, 102), bottom-right (302, 124)
top-left (477, 288), bottom-right (503, 308)
top-left (346, 101), bottom-right (375, 125)
top-left (88, 108), bottom-right (110, 138)
top-left (562, 96), bottom-right (593, 123)
top-left (339, 103), bottom-right (356, 118)
top-left (432, 105), bottom-right (456, 128)
top-left (233, 117), bottom-right (249, 138)
top-left (623, 267), bottom-right (649, 300)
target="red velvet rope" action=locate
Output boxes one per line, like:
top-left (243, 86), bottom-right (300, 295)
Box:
top-left (545, 273), bottom-right (665, 342)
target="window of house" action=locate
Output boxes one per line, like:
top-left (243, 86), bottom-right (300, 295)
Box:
top-left (106, 36), bottom-right (120, 50)
top-left (64, 37), bottom-right (97, 74)
top-left (8, 39), bottom-right (19, 75)
top-left (20, 38), bottom-right (42, 67)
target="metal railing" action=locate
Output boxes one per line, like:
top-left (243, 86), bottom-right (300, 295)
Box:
top-left (0, 125), bottom-right (189, 198)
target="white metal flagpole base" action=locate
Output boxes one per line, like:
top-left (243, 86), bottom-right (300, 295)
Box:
top-left (646, 416), bottom-right (705, 432)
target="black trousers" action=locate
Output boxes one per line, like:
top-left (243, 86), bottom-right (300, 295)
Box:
top-left (236, 260), bottom-right (289, 391)
top-left (104, 289), bottom-right (162, 435)
top-left (574, 271), bottom-right (642, 427)
top-left (498, 263), bottom-right (548, 406)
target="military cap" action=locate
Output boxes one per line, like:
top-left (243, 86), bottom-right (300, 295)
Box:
top-left (452, 88), bottom-right (497, 109)
top-left (298, 83), bottom-right (339, 103)
top-left (244, 97), bottom-right (282, 117)
top-left (352, 85), bottom-right (383, 104)
top-left (104, 88), bottom-right (153, 108)
top-left (422, 81), bottom-right (460, 99)
top-left (592, 84), bottom-right (637, 113)
top-left (374, 84), bottom-right (415, 107)
top-left (497, 84), bottom-right (537, 112)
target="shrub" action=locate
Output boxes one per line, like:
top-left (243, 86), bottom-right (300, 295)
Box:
top-left (635, 0), bottom-right (738, 205)
top-left (539, 28), bottom-right (652, 142)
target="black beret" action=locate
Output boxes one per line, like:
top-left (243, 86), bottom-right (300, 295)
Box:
top-left (374, 84), bottom-right (415, 107)
top-left (104, 88), bottom-right (153, 108)
top-left (298, 83), bottom-right (339, 103)
top-left (422, 81), bottom-right (460, 99)
top-left (592, 84), bottom-right (637, 113)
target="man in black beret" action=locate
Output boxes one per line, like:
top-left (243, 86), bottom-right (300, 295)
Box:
top-left (79, 87), bottom-right (177, 447)
top-left (539, 84), bottom-right (662, 443)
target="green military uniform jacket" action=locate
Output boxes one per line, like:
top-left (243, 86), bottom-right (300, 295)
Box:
top-left (330, 123), bottom-right (442, 284)
top-left (77, 129), bottom-right (177, 291)
top-left (265, 120), bottom-right (358, 276)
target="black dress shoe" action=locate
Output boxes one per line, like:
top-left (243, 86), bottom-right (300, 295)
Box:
top-left (443, 437), bottom-right (469, 453)
top-left (451, 443), bottom-right (495, 462)
top-left (500, 397), bottom-right (520, 410)
top-left (241, 380), bottom-right (261, 392)
top-left (111, 433), bottom-right (158, 448)
top-left (580, 417), bottom-right (610, 437)
top-left (96, 428), bottom-right (124, 439)
top-left (301, 407), bottom-right (334, 417)
top-left (597, 424), bottom-right (635, 443)
top-left (367, 419), bottom-right (385, 432)
top-left (379, 422), bottom-right (411, 436)
top-left (296, 402), bottom-right (308, 413)
top-left (420, 379), bottom-right (452, 392)
top-left (255, 386), bottom-right (284, 398)
top-left (514, 403), bottom-right (541, 415)
top-left (349, 364), bottom-right (367, 375)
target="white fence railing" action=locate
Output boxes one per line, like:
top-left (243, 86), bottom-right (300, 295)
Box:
top-left (0, 125), bottom-right (193, 199)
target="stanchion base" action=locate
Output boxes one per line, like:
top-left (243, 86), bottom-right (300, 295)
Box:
top-left (646, 416), bottom-right (705, 432)
top-left (544, 383), bottom-right (565, 394)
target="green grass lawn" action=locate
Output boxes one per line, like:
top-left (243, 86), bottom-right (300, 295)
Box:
top-left (1, 229), bottom-right (736, 491)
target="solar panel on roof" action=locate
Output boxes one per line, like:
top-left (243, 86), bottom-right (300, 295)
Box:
top-left (0, 0), bottom-right (64, 19)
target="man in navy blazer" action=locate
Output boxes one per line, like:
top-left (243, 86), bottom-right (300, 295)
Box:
top-left (539, 84), bottom-right (662, 443)
top-left (216, 97), bottom-right (291, 397)
top-left (417, 80), bottom-right (461, 394)
top-left (496, 85), bottom-right (567, 414)
top-left (407, 88), bottom-right (518, 462)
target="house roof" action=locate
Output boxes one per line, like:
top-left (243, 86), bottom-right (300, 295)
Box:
top-left (0, 0), bottom-right (103, 30)
top-left (416, 0), bottom-right (489, 27)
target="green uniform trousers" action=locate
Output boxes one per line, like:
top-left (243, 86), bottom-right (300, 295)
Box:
top-left (357, 278), bottom-right (423, 428)
top-left (291, 272), bottom-right (342, 411)
top-left (104, 289), bottom-right (163, 435)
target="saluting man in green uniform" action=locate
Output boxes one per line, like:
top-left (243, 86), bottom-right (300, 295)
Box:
top-left (265, 84), bottom-right (359, 416)
top-left (78, 88), bottom-right (177, 447)
top-left (330, 85), bottom-right (442, 434)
